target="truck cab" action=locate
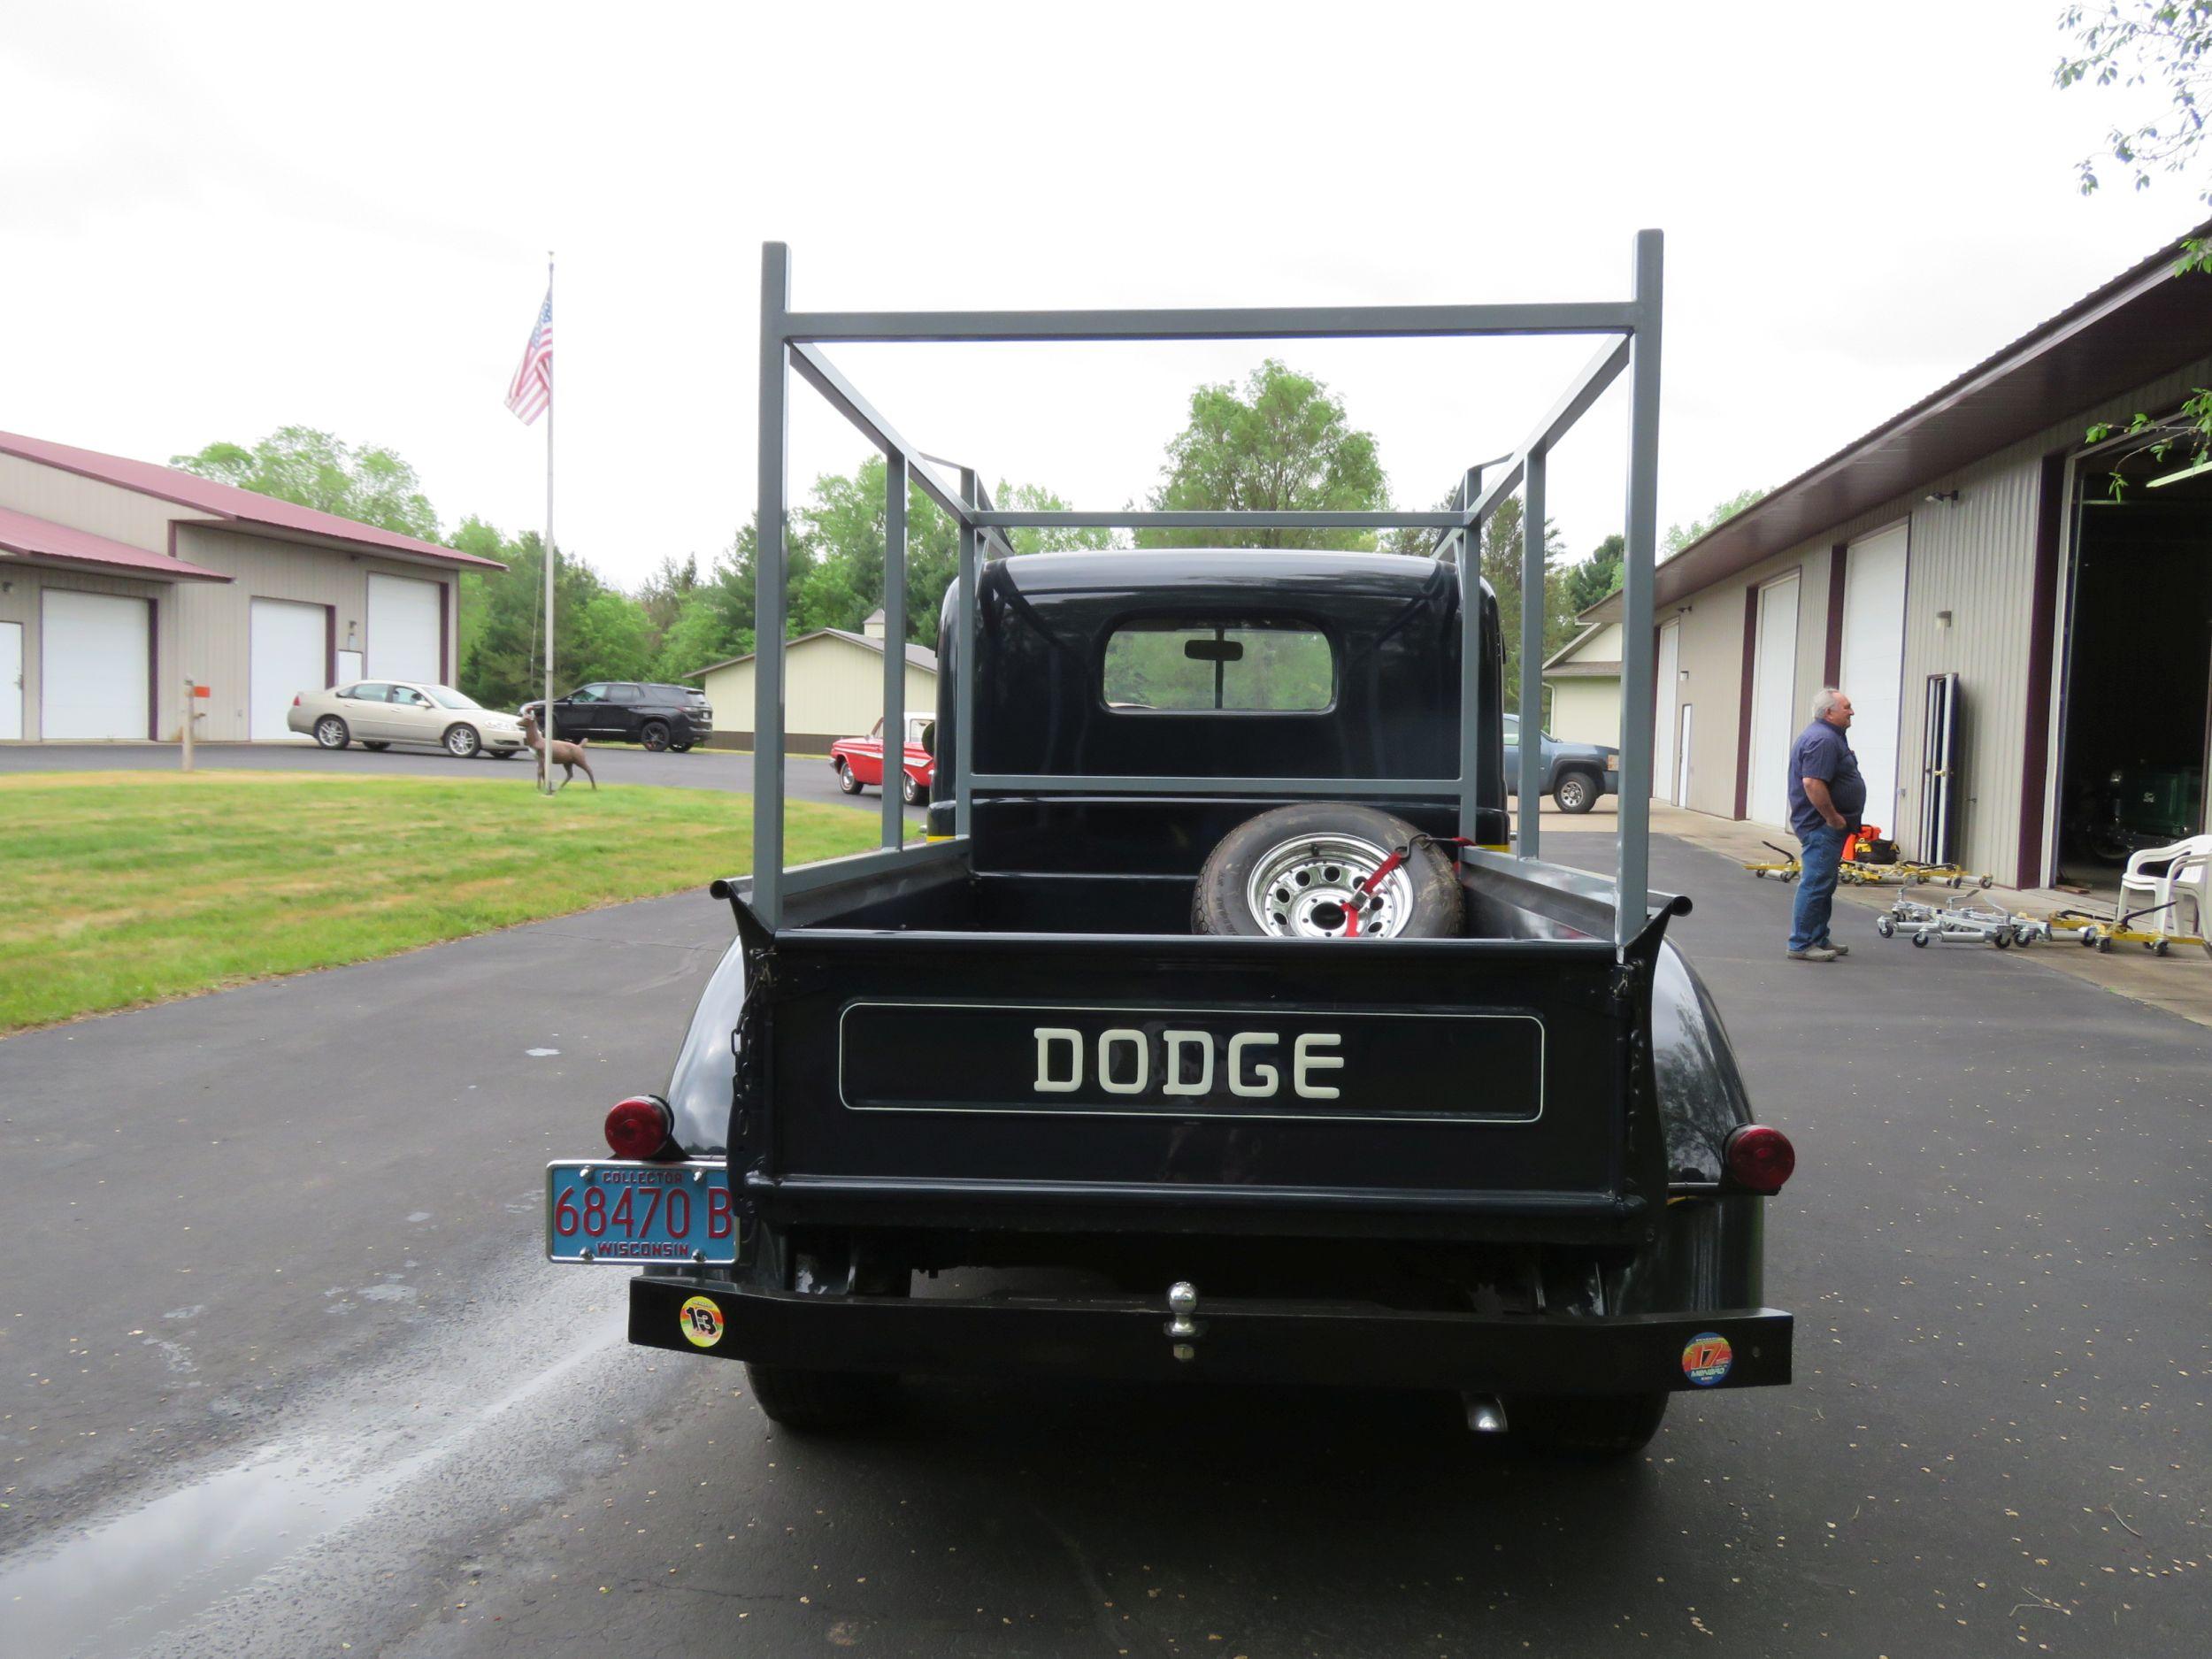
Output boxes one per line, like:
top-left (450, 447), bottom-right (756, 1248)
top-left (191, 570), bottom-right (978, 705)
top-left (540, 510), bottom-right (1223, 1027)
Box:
top-left (551, 548), bottom-right (1794, 1457)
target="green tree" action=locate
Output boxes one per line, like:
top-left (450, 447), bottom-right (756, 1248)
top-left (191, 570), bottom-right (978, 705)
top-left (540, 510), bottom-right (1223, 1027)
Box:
top-left (1140, 359), bottom-right (1389, 549)
top-left (2057, 2), bottom-right (2212, 234)
top-left (455, 531), bottom-right (634, 709)
top-left (2058, 6), bottom-right (2212, 487)
top-left (651, 528), bottom-right (758, 682)
top-left (170, 426), bottom-right (440, 541)
top-left (778, 457), bottom-right (1106, 648)
top-left (1663, 487), bottom-right (1767, 556)
top-left (1566, 533), bottom-right (1624, 612)
top-left (638, 555), bottom-right (701, 637)
top-left (1478, 496), bottom-right (1577, 714)
top-left (568, 589), bottom-right (656, 684)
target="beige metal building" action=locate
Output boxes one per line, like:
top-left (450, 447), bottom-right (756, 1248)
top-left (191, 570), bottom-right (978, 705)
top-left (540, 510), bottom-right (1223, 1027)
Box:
top-left (1540, 608), bottom-right (1624, 746)
top-left (1638, 223), bottom-right (2212, 888)
top-left (690, 609), bottom-right (938, 751)
top-left (0, 431), bottom-right (503, 743)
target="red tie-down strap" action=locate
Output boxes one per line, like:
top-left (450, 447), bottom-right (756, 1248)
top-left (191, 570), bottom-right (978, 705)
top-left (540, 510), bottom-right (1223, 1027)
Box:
top-left (1344, 835), bottom-right (1477, 936)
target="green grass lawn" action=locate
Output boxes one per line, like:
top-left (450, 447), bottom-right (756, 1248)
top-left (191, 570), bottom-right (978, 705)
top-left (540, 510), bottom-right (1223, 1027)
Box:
top-left (0, 771), bottom-right (884, 1034)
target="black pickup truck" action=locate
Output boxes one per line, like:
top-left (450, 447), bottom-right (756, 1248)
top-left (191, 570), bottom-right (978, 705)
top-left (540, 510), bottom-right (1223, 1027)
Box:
top-left (549, 549), bottom-right (1793, 1457)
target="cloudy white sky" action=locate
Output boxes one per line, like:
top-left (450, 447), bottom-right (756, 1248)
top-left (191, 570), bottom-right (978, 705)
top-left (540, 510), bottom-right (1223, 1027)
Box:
top-left (4, 3), bottom-right (2200, 590)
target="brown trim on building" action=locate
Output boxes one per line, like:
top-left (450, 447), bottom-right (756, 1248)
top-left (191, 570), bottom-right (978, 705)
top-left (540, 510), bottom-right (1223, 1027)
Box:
top-left (1734, 587), bottom-right (1759, 818)
top-left (2017, 449), bottom-right (2070, 887)
top-left (439, 579), bottom-right (451, 684)
top-left (1650, 623), bottom-right (1663, 761)
top-left (706, 729), bottom-right (842, 755)
top-left (1822, 544), bottom-right (1847, 685)
top-left (148, 595), bottom-right (159, 740)
top-left (326, 605), bottom-right (338, 687)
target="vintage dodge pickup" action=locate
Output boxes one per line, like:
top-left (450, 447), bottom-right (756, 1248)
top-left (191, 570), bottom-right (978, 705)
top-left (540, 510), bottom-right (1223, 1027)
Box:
top-left (546, 238), bottom-right (1793, 1458)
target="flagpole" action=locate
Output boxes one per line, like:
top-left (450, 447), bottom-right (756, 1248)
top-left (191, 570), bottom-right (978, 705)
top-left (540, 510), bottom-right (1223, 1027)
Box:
top-left (541, 250), bottom-right (556, 796)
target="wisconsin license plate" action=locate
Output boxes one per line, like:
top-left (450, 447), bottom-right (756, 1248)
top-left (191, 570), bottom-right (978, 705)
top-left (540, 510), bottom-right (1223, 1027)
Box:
top-left (544, 1161), bottom-right (738, 1264)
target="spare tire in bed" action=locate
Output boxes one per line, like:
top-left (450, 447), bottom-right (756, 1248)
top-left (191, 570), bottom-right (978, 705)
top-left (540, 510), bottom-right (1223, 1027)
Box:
top-left (1191, 803), bottom-right (1464, 939)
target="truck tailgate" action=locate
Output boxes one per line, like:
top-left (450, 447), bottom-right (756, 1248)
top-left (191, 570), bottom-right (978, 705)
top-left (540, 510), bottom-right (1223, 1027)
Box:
top-left (742, 929), bottom-right (1655, 1243)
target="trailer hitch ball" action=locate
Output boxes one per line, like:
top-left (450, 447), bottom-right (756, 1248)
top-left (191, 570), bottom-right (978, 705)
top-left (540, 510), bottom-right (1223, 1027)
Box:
top-left (1165, 1281), bottom-right (1202, 1359)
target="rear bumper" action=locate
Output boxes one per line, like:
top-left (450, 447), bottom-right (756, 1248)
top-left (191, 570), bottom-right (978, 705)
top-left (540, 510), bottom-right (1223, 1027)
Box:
top-left (629, 1276), bottom-right (1792, 1394)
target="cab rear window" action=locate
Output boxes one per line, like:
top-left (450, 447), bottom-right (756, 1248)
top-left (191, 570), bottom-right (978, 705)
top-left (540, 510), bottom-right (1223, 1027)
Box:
top-left (1102, 620), bottom-right (1333, 712)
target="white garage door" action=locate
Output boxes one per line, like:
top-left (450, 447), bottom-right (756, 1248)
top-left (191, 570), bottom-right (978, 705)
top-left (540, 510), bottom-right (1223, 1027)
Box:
top-left (42, 589), bottom-right (149, 741)
top-left (1745, 572), bottom-right (1801, 826)
top-left (367, 574), bottom-right (442, 684)
top-left (1840, 524), bottom-right (1910, 833)
top-left (0, 622), bottom-right (21, 741)
top-left (250, 598), bottom-right (327, 740)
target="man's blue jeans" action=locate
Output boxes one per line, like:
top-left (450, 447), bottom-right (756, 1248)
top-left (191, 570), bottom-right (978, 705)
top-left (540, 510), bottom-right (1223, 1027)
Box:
top-left (1789, 824), bottom-right (1844, 953)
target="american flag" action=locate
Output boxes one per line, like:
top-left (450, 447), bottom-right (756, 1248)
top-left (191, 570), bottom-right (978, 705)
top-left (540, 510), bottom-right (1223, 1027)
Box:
top-left (504, 290), bottom-right (553, 425)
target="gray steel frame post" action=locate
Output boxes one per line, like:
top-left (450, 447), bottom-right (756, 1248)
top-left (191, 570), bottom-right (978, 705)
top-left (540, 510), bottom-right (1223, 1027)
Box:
top-left (753, 234), bottom-right (1662, 956)
top-left (1518, 448), bottom-right (1547, 858)
top-left (754, 244), bottom-right (792, 929)
top-left (956, 468), bottom-right (979, 840)
top-left (1455, 465), bottom-right (1483, 838)
top-left (880, 453), bottom-right (908, 850)
top-left (1613, 231), bottom-right (1664, 950)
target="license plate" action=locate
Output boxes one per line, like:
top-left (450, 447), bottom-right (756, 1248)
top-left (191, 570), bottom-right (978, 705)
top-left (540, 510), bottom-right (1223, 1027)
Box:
top-left (544, 1161), bottom-right (738, 1264)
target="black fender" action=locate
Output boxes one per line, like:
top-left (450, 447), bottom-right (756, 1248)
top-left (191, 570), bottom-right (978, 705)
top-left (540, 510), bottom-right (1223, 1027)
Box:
top-left (664, 934), bottom-right (746, 1156)
top-left (1650, 939), bottom-right (1755, 1185)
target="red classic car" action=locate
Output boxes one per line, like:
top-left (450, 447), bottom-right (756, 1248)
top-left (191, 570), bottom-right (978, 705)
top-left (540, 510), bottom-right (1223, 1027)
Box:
top-left (831, 714), bottom-right (934, 804)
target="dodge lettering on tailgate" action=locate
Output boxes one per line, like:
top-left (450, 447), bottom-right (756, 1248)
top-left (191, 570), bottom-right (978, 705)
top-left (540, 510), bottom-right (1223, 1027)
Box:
top-left (838, 1002), bottom-right (1544, 1122)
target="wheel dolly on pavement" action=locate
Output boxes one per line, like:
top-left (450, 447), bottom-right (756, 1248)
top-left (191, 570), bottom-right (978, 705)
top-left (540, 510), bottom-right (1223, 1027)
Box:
top-left (1874, 890), bottom-right (2048, 949)
top-left (2046, 902), bottom-right (2212, 959)
top-left (1747, 841), bottom-right (1994, 890)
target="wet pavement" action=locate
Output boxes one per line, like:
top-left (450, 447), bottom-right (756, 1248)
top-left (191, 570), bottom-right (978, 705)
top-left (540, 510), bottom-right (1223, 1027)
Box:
top-left (4, 838), bottom-right (2208, 1656)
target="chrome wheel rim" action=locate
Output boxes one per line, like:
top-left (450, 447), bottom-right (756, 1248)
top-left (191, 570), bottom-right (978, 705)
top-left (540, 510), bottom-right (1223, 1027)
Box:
top-left (1244, 833), bottom-right (1413, 938)
top-left (1559, 778), bottom-right (1587, 809)
top-left (447, 727), bottom-right (475, 756)
top-left (316, 718), bottom-right (342, 746)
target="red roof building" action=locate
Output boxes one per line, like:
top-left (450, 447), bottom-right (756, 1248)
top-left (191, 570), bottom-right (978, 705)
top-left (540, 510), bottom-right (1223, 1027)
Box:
top-left (0, 431), bottom-right (503, 743)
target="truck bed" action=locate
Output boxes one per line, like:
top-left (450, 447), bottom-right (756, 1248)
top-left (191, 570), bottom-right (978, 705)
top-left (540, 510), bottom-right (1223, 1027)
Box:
top-left (712, 849), bottom-right (1677, 1248)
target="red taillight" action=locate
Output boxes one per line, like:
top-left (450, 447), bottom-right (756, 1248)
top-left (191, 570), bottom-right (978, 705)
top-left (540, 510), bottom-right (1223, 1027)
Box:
top-left (604, 1095), bottom-right (673, 1161)
top-left (1724, 1125), bottom-right (1795, 1194)
top-left (292, 695), bottom-right (302, 706)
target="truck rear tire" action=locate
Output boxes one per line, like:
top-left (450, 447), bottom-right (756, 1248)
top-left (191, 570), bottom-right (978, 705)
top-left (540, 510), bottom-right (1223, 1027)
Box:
top-left (1509, 1391), bottom-right (1669, 1459)
top-left (1553, 770), bottom-right (1599, 814)
top-left (1192, 803), bottom-right (1463, 939)
top-left (742, 1363), bottom-right (895, 1432)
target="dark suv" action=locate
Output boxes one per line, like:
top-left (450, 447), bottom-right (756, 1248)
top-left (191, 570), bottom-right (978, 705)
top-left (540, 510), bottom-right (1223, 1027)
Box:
top-left (521, 682), bottom-right (713, 752)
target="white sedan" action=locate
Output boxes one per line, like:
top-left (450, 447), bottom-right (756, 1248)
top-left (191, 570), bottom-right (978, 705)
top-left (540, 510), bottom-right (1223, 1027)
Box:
top-left (287, 680), bottom-right (527, 759)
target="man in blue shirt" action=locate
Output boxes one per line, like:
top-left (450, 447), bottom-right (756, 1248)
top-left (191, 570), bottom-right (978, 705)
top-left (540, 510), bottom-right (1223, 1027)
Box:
top-left (1785, 687), bottom-right (1864, 962)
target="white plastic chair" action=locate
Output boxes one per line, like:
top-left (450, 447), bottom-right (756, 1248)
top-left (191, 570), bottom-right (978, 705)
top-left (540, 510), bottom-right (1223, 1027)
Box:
top-left (2119, 834), bottom-right (2212, 948)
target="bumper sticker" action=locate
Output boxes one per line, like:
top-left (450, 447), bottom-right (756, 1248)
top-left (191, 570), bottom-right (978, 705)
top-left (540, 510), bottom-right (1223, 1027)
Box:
top-left (679, 1294), bottom-right (726, 1348)
top-left (1681, 1332), bottom-right (1732, 1386)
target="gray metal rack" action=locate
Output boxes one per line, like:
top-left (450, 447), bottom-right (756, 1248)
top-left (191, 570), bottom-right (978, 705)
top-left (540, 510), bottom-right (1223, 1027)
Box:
top-left (752, 235), bottom-right (1664, 950)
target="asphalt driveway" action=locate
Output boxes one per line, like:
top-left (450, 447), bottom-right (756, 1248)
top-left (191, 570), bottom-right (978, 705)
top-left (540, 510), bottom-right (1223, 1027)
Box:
top-left (0, 741), bottom-right (868, 810)
top-left (3, 834), bottom-right (2207, 1656)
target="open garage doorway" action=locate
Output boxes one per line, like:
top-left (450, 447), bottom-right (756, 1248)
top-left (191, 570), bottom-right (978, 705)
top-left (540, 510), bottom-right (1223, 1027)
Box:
top-left (2053, 441), bottom-right (2212, 882)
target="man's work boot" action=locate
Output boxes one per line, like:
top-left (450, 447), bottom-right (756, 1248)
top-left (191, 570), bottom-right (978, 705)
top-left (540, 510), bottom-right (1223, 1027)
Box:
top-left (1818, 941), bottom-right (1851, 957)
top-left (1786, 945), bottom-right (1840, 962)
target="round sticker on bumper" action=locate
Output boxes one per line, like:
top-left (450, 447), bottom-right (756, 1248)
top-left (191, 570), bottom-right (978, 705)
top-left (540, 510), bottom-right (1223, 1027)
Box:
top-left (679, 1295), bottom-right (725, 1348)
top-left (1681, 1332), bottom-right (1732, 1386)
